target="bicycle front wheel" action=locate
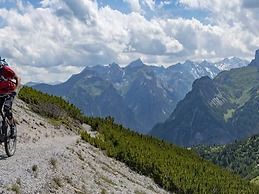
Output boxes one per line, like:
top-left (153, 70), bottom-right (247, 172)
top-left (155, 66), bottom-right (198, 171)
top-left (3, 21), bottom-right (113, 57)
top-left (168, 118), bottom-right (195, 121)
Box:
top-left (4, 123), bottom-right (17, 157)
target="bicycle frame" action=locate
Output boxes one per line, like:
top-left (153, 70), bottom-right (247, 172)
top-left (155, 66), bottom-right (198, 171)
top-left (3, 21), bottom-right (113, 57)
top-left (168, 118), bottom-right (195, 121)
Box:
top-left (0, 106), bottom-right (7, 142)
top-left (0, 95), bottom-right (17, 157)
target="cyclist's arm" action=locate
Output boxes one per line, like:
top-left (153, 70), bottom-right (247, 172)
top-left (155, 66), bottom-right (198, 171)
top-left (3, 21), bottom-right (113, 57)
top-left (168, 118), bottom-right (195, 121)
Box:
top-left (13, 74), bottom-right (21, 93)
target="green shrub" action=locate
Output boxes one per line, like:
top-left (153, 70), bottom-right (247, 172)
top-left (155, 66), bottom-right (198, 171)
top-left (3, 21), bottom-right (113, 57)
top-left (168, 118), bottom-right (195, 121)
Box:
top-left (81, 117), bottom-right (259, 194)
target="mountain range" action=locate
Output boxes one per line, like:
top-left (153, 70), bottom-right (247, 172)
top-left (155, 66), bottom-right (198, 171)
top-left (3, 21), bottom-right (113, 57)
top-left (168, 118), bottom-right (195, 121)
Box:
top-left (149, 49), bottom-right (259, 147)
top-left (31, 57), bottom-right (249, 134)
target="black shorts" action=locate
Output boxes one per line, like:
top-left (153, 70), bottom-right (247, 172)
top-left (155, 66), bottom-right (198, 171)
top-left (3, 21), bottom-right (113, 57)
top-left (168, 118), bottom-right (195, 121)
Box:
top-left (0, 93), bottom-right (15, 115)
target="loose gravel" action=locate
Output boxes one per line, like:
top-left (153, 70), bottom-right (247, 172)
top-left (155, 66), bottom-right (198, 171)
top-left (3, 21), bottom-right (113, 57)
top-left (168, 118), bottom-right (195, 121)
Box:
top-left (0, 98), bottom-right (170, 194)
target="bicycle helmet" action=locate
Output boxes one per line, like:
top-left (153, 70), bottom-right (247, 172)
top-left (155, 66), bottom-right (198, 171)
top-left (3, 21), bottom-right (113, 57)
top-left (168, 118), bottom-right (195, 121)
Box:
top-left (0, 57), bottom-right (9, 67)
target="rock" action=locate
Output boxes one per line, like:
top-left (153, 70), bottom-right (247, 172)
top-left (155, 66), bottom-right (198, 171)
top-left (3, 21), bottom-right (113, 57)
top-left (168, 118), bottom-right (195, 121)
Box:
top-left (249, 49), bottom-right (259, 67)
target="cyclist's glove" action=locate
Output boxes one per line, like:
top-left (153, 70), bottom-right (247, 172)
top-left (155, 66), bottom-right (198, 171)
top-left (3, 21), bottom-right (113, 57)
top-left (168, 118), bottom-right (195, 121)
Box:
top-left (11, 91), bottom-right (17, 96)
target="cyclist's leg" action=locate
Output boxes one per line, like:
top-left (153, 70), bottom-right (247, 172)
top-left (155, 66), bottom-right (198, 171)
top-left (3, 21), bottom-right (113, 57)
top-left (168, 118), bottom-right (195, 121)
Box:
top-left (4, 95), bottom-right (14, 121)
top-left (0, 96), bottom-right (5, 135)
top-left (0, 96), bottom-right (5, 111)
top-left (3, 94), bottom-right (15, 138)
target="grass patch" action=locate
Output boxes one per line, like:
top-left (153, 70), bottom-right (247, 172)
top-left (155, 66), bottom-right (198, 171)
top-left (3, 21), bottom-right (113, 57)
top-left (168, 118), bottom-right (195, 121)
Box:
top-left (48, 118), bottom-right (62, 128)
top-left (9, 184), bottom-right (21, 194)
top-left (32, 164), bottom-right (38, 172)
top-left (224, 109), bottom-right (235, 121)
top-left (50, 157), bottom-right (57, 168)
top-left (52, 177), bottom-right (62, 188)
top-left (252, 176), bottom-right (259, 185)
top-left (101, 188), bottom-right (107, 194)
top-left (134, 190), bottom-right (146, 194)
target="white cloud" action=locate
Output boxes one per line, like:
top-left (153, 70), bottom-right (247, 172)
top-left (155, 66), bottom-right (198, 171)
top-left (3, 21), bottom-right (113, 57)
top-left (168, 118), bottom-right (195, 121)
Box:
top-left (142, 0), bottom-right (155, 10)
top-left (158, 1), bottom-right (174, 8)
top-left (0, 0), bottom-right (258, 84)
top-left (121, 13), bottom-right (183, 55)
top-left (178, 0), bottom-right (259, 56)
top-left (123, 0), bottom-right (156, 13)
top-left (123, 0), bottom-right (142, 13)
top-left (178, 0), bottom-right (239, 11)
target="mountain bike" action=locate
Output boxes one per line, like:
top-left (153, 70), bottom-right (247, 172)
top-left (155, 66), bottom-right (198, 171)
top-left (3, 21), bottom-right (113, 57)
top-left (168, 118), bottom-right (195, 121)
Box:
top-left (0, 94), bottom-right (17, 157)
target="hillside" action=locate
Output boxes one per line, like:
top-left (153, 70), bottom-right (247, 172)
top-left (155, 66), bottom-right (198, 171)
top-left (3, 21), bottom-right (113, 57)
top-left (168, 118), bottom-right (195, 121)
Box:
top-left (1, 86), bottom-right (259, 193)
top-left (149, 49), bottom-right (259, 147)
top-left (81, 116), bottom-right (259, 194)
top-left (192, 134), bottom-right (259, 181)
top-left (0, 94), bottom-right (169, 193)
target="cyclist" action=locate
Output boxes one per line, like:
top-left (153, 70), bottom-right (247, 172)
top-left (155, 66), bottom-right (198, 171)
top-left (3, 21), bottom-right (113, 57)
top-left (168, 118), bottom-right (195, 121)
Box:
top-left (0, 57), bottom-right (21, 138)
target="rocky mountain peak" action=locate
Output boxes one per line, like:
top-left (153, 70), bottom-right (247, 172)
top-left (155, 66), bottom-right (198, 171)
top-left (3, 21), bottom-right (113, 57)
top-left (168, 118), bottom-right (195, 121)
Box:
top-left (126, 58), bottom-right (145, 68)
top-left (109, 62), bottom-right (120, 68)
top-left (249, 49), bottom-right (259, 67)
top-left (192, 75), bottom-right (212, 89)
top-left (215, 57), bottom-right (249, 71)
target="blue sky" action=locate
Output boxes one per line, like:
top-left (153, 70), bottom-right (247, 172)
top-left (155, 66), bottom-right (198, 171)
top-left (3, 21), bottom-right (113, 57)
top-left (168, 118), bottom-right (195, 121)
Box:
top-left (0, 0), bottom-right (258, 83)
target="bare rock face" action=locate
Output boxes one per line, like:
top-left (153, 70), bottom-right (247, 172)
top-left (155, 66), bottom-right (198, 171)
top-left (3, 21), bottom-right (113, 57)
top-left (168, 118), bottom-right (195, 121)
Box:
top-left (249, 49), bottom-right (259, 67)
top-left (0, 98), bottom-right (169, 194)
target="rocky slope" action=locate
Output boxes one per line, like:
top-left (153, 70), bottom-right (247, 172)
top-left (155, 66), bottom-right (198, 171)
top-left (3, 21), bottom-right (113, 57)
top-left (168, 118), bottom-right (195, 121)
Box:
top-left (0, 98), bottom-right (169, 194)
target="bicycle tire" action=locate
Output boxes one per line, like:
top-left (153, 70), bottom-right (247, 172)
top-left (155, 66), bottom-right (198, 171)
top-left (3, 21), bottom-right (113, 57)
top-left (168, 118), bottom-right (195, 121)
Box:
top-left (4, 122), bottom-right (17, 157)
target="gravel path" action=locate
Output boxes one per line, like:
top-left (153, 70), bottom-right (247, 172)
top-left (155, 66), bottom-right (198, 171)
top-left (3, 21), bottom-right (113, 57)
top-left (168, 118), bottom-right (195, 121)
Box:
top-left (0, 98), bottom-right (170, 194)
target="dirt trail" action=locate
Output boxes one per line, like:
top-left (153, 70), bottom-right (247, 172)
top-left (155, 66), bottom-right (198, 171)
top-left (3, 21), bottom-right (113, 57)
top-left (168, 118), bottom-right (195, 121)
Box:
top-left (0, 98), bottom-right (170, 194)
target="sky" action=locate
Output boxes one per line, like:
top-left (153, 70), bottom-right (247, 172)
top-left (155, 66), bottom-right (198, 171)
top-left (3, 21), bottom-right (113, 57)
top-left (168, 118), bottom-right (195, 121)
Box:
top-left (0, 0), bottom-right (259, 84)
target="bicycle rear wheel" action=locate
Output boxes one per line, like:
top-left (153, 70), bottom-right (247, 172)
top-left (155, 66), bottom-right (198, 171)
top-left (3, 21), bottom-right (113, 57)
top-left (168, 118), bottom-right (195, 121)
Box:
top-left (4, 123), bottom-right (17, 157)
